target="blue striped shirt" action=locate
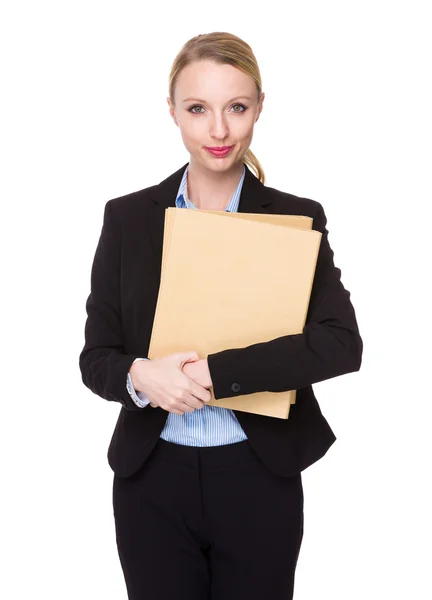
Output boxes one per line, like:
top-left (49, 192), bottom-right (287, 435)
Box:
top-left (125, 163), bottom-right (248, 446)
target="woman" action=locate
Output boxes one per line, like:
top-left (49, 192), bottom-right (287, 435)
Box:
top-left (79, 32), bottom-right (363, 600)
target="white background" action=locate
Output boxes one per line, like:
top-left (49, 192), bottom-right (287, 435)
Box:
top-left (1, 1), bottom-right (431, 598)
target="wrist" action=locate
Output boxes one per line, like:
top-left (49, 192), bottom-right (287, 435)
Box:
top-left (129, 360), bottom-right (148, 392)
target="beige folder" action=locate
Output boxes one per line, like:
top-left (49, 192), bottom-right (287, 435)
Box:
top-left (161, 209), bottom-right (313, 409)
top-left (161, 209), bottom-right (313, 277)
top-left (148, 208), bottom-right (321, 419)
top-left (161, 209), bottom-right (315, 413)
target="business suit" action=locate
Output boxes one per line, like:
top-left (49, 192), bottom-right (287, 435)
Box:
top-left (79, 161), bottom-right (362, 599)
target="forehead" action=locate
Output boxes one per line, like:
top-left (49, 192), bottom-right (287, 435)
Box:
top-left (176, 60), bottom-right (256, 101)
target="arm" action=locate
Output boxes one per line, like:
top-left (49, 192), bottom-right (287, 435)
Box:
top-left (79, 200), bottom-right (147, 411)
top-left (207, 201), bottom-right (363, 399)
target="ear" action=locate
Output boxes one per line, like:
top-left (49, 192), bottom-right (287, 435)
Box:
top-left (167, 97), bottom-right (179, 126)
top-left (255, 92), bottom-right (265, 122)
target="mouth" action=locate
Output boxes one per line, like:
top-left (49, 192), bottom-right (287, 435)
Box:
top-left (205, 145), bottom-right (234, 157)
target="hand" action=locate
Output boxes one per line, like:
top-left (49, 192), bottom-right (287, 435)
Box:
top-left (129, 351), bottom-right (212, 415)
top-left (182, 358), bottom-right (213, 390)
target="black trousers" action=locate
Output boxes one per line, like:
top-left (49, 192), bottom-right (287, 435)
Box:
top-left (112, 438), bottom-right (304, 600)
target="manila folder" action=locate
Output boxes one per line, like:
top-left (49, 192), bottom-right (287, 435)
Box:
top-left (148, 209), bottom-right (321, 419)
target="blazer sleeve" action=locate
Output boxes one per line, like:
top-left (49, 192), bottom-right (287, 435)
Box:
top-left (78, 200), bottom-right (144, 411)
top-left (206, 201), bottom-right (363, 399)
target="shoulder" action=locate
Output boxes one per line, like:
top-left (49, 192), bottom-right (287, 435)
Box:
top-left (264, 184), bottom-right (327, 232)
top-left (104, 184), bottom-right (159, 224)
top-left (108, 184), bottom-right (158, 211)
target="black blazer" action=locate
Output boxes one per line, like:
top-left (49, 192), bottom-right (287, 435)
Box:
top-left (79, 162), bottom-right (363, 479)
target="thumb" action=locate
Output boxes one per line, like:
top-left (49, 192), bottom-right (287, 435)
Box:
top-left (175, 351), bottom-right (200, 367)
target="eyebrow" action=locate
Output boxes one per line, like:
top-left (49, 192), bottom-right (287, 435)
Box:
top-left (182, 96), bottom-right (253, 103)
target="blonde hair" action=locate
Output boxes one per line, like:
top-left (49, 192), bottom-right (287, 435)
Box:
top-left (168, 32), bottom-right (265, 184)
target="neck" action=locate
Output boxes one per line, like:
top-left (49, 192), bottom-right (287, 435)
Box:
top-left (187, 159), bottom-right (244, 211)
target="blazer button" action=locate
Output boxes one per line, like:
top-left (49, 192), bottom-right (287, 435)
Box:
top-left (231, 382), bottom-right (241, 393)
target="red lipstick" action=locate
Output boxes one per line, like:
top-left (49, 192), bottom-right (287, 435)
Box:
top-left (205, 145), bottom-right (234, 157)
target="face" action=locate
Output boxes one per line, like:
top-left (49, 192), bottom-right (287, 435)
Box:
top-left (167, 60), bottom-right (264, 174)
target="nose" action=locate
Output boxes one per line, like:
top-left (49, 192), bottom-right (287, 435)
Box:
top-left (209, 113), bottom-right (229, 142)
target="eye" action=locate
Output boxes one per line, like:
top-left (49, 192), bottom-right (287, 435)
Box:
top-left (189, 105), bottom-right (205, 114)
top-left (187, 103), bottom-right (248, 114)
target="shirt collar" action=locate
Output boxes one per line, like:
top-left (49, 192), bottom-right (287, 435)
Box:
top-left (175, 164), bottom-right (245, 213)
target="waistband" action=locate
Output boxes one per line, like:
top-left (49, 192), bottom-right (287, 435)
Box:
top-left (150, 438), bottom-right (257, 469)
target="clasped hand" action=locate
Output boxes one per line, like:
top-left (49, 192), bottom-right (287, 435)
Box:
top-left (130, 351), bottom-right (213, 415)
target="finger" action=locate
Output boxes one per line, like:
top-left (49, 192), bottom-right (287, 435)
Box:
top-left (170, 408), bottom-right (185, 415)
top-left (178, 401), bottom-right (195, 413)
top-left (188, 379), bottom-right (212, 403)
top-left (183, 395), bottom-right (205, 410)
top-left (176, 351), bottom-right (199, 364)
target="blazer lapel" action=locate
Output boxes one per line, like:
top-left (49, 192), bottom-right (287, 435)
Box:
top-left (146, 162), bottom-right (275, 273)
